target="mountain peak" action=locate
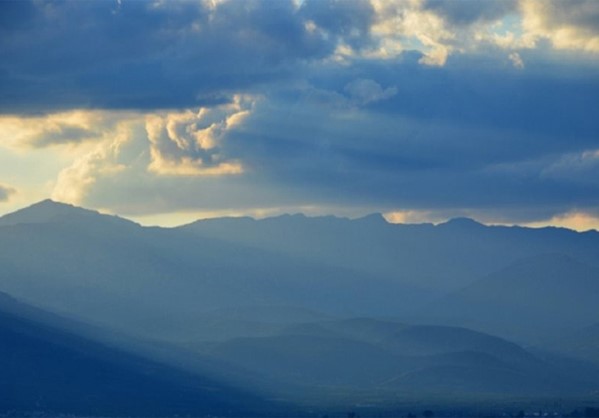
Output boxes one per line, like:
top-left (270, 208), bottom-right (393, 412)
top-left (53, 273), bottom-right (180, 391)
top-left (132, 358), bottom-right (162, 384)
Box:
top-left (32, 198), bottom-right (78, 210)
top-left (0, 199), bottom-right (137, 227)
top-left (439, 217), bottom-right (484, 229)
top-left (356, 212), bottom-right (388, 225)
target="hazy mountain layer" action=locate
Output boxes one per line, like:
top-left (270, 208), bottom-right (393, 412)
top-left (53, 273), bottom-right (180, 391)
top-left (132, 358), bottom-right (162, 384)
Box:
top-left (425, 254), bottom-right (599, 342)
top-left (183, 213), bottom-right (599, 291)
top-left (2, 200), bottom-right (599, 407)
top-left (0, 201), bottom-right (430, 341)
top-left (204, 318), bottom-right (599, 397)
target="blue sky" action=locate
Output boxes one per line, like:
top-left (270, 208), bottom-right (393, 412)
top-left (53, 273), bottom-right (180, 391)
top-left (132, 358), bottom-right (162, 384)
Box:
top-left (1, 0), bottom-right (599, 229)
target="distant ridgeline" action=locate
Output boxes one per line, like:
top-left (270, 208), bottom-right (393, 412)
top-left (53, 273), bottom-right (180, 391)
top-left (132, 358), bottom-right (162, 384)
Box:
top-left (1, 200), bottom-right (599, 415)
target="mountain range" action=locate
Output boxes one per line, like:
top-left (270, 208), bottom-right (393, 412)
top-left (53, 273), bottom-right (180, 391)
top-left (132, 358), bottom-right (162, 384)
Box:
top-left (2, 200), bottom-right (599, 414)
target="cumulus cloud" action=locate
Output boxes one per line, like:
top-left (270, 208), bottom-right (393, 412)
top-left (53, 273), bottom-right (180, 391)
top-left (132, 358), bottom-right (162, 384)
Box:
top-left (365, 0), bottom-right (599, 67)
top-left (49, 95), bottom-right (256, 207)
top-left (368, 0), bottom-right (455, 65)
top-left (145, 95), bottom-right (254, 176)
top-left (51, 119), bottom-right (136, 204)
top-left (365, 0), bottom-right (520, 66)
top-left (521, 0), bottom-right (599, 52)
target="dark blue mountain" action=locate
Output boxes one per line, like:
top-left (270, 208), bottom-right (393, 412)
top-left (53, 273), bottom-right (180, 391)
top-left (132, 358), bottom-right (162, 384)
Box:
top-left (183, 212), bottom-right (599, 292)
top-left (0, 291), bottom-right (273, 416)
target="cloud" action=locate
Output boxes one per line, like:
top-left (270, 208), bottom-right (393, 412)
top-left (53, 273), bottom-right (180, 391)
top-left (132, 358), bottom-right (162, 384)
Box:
top-left (145, 95), bottom-right (255, 177)
top-left (0, 183), bottom-right (16, 202)
top-left (24, 52), bottom-right (594, 224)
top-left (0, 0), bottom-right (369, 114)
top-left (0, 111), bottom-right (125, 149)
top-left (541, 149), bottom-right (599, 185)
top-left (526, 211), bottom-right (599, 232)
top-left (366, 0), bottom-right (599, 67)
top-left (384, 209), bottom-right (440, 224)
top-left (521, 0), bottom-right (599, 52)
top-left (368, 0), bottom-right (454, 66)
top-left (508, 52), bottom-right (524, 68)
top-left (2, 0), bottom-right (599, 117)
top-left (299, 0), bottom-right (375, 50)
top-left (2, 0), bottom-right (599, 227)
top-left (422, 0), bottom-right (518, 26)
top-left (344, 78), bottom-right (397, 105)
top-left (51, 119), bottom-right (135, 204)
top-left (49, 95), bottom-right (256, 207)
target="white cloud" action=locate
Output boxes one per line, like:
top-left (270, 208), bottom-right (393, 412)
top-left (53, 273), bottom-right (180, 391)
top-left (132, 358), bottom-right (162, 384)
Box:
top-left (362, 0), bottom-right (599, 68)
top-left (0, 111), bottom-right (123, 149)
top-left (146, 95), bottom-right (256, 176)
top-left (51, 121), bottom-right (134, 205)
top-left (368, 0), bottom-right (455, 66)
top-left (2, 94), bottom-right (258, 208)
top-left (521, 0), bottom-right (599, 53)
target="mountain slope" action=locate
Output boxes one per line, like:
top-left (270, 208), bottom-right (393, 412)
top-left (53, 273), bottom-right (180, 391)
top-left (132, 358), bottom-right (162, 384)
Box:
top-left (3, 200), bottom-right (599, 345)
top-left (0, 291), bottom-right (270, 416)
top-left (0, 199), bottom-right (136, 228)
top-left (205, 318), bottom-right (599, 398)
top-left (182, 213), bottom-right (599, 292)
top-left (425, 254), bottom-right (599, 342)
top-left (540, 322), bottom-right (599, 366)
top-left (0, 201), bottom-right (427, 343)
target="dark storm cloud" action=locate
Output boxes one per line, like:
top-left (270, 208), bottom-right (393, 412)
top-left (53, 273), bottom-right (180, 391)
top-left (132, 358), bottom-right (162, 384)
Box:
top-left (213, 54), bottom-right (599, 219)
top-left (3, 0), bottom-right (599, 225)
top-left (0, 0), bottom-right (373, 114)
top-left (532, 0), bottom-right (599, 33)
top-left (64, 44), bottom-right (599, 221)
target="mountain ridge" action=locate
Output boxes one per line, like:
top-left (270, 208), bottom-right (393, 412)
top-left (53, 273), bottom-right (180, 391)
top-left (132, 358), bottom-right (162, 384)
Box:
top-left (3, 199), bottom-right (599, 236)
top-left (0, 199), bottom-right (138, 228)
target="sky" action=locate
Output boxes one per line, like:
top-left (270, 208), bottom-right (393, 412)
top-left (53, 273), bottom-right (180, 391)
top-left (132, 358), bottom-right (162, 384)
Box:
top-left (0, 0), bottom-right (599, 230)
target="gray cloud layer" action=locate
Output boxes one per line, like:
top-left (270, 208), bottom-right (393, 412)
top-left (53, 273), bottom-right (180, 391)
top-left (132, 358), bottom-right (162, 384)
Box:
top-left (0, 0), bottom-right (375, 113)
top-left (2, 0), bottom-right (599, 224)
